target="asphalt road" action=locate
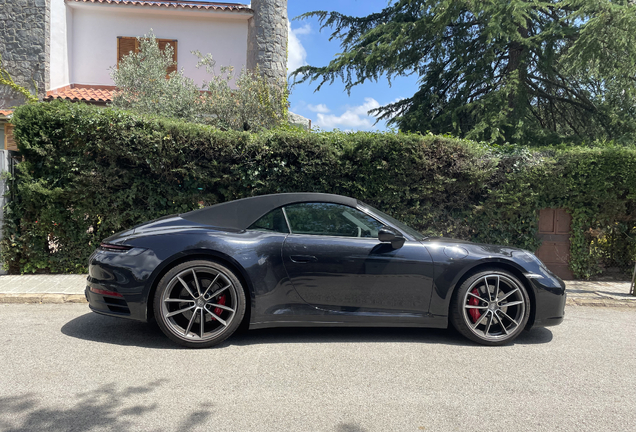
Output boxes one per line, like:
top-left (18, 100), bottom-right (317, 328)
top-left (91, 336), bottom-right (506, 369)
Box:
top-left (0, 304), bottom-right (634, 432)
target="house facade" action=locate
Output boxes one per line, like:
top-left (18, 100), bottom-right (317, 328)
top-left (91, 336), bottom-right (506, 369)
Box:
top-left (0, 0), bottom-right (288, 108)
top-left (0, 0), bottom-right (292, 272)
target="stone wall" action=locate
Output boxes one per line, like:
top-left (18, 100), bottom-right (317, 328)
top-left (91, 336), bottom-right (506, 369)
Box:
top-left (247, 0), bottom-right (288, 85)
top-left (0, 0), bottom-right (50, 108)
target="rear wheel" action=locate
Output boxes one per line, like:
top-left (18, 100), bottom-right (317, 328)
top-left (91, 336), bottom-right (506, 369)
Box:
top-left (450, 269), bottom-right (530, 346)
top-left (154, 260), bottom-right (246, 348)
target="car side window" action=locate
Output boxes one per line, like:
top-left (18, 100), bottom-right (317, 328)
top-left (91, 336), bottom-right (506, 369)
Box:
top-left (248, 208), bottom-right (289, 233)
top-left (284, 203), bottom-right (384, 238)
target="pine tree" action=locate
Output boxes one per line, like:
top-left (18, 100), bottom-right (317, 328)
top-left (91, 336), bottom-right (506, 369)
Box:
top-left (293, 0), bottom-right (636, 145)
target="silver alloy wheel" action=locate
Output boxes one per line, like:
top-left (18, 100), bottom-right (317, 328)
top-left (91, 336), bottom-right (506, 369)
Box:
top-left (161, 266), bottom-right (238, 342)
top-left (462, 274), bottom-right (526, 342)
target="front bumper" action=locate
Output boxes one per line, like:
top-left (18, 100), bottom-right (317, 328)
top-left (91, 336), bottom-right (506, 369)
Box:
top-left (527, 268), bottom-right (567, 328)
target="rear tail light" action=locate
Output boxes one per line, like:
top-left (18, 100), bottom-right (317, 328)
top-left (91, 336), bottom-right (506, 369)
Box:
top-left (99, 243), bottom-right (133, 252)
top-left (89, 287), bottom-right (124, 298)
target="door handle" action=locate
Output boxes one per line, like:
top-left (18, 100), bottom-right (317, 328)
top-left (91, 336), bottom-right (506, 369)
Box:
top-left (290, 255), bottom-right (318, 263)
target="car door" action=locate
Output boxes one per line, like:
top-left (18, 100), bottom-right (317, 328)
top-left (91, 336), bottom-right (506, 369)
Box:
top-left (281, 202), bottom-right (434, 316)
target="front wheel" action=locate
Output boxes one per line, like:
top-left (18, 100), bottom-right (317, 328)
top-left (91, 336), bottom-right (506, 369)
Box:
top-left (154, 260), bottom-right (246, 348)
top-left (450, 269), bottom-right (530, 346)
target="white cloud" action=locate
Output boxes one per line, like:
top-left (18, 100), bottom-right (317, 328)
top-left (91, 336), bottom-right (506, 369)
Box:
top-left (287, 21), bottom-right (309, 75)
top-left (307, 103), bottom-right (330, 114)
top-left (315, 98), bottom-right (381, 130)
top-left (293, 24), bottom-right (312, 35)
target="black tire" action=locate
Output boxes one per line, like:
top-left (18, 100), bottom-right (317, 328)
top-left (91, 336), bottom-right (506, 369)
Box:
top-left (153, 260), bottom-right (246, 348)
top-left (450, 269), bottom-right (530, 346)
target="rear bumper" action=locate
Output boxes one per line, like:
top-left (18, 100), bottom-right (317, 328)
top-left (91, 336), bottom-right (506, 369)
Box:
top-left (84, 245), bottom-right (162, 322)
top-left (85, 283), bottom-right (148, 322)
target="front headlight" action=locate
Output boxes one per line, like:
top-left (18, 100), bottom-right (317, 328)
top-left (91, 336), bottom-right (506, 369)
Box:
top-left (521, 250), bottom-right (547, 269)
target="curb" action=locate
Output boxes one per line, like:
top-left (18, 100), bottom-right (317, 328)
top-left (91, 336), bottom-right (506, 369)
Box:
top-left (565, 298), bottom-right (636, 308)
top-left (0, 293), bottom-right (87, 304)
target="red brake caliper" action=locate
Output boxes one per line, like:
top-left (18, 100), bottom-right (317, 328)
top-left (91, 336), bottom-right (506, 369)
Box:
top-left (468, 288), bottom-right (482, 323)
top-left (210, 294), bottom-right (226, 321)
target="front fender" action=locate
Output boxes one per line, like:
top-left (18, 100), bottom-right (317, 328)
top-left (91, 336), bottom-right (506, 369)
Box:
top-left (425, 243), bottom-right (535, 319)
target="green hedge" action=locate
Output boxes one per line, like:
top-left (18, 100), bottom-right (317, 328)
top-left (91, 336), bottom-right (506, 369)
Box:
top-left (2, 101), bottom-right (636, 277)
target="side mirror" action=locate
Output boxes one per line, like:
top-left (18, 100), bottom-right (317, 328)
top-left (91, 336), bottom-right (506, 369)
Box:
top-left (378, 227), bottom-right (406, 249)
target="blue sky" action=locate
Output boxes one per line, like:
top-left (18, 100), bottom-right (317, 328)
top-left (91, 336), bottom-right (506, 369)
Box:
top-left (286, 0), bottom-right (418, 131)
top-left (201, 0), bottom-right (418, 131)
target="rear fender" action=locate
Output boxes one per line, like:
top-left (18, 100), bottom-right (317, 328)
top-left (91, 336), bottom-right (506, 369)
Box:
top-left (142, 249), bottom-right (255, 322)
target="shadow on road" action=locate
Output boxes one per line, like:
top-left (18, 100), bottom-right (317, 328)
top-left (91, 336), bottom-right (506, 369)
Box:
top-left (62, 312), bottom-right (553, 349)
top-left (0, 379), bottom-right (214, 432)
top-left (227, 325), bottom-right (553, 347)
top-left (60, 311), bottom-right (178, 349)
top-left (336, 423), bottom-right (368, 432)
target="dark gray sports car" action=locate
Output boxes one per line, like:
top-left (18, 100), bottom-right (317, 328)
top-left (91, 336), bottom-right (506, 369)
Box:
top-left (86, 193), bottom-right (566, 347)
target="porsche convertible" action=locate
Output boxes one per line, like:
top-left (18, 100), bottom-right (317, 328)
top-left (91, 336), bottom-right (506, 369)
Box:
top-left (86, 193), bottom-right (566, 347)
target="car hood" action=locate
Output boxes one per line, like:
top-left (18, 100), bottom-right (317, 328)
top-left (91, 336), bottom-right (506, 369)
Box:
top-left (423, 236), bottom-right (527, 258)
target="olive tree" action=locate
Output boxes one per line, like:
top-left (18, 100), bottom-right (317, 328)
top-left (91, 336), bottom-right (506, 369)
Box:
top-left (111, 33), bottom-right (288, 131)
top-left (110, 33), bottom-right (201, 121)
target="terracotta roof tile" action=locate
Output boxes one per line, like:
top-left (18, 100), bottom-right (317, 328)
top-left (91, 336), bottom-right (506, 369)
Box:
top-left (0, 109), bottom-right (13, 117)
top-left (67, 0), bottom-right (252, 12)
top-left (46, 86), bottom-right (115, 103)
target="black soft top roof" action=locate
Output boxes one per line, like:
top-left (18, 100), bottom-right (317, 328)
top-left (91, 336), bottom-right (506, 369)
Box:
top-left (180, 193), bottom-right (360, 230)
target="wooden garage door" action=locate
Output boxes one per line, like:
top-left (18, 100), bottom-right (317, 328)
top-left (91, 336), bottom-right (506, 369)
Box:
top-left (536, 208), bottom-right (574, 280)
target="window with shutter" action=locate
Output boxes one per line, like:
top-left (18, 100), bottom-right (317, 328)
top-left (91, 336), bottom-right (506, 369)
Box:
top-left (157, 39), bottom-right (178, 75)
top-left (4, 124), bottom-right (17, 151)
top-left (117, 37), bottom-right (178, 74)
top-left (117, 37), bottom-right (139, 66)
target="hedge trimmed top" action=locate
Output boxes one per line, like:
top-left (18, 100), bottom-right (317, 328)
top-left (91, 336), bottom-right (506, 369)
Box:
top-left (2, 101), bottom-right (635, 277)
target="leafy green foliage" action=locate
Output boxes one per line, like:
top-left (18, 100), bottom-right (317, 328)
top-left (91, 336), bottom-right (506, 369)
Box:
top-left (111, 33), bottom-right (289, 131)
top-left (3, 101), bottom-right (636, 277)
top-left (292, 0), bottom-right (636, 146)
top-left (110, 33), bottom-right (200, 121)
top-left (194, 53), bottom-right (289, 132)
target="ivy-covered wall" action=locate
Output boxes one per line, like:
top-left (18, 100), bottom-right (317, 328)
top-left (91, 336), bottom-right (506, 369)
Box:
top-left (2, 101), bottom-right (635, 277)
top-left (0, 0), bottom-right (50, 107)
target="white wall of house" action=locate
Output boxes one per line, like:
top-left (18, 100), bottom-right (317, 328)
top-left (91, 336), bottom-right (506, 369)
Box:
top-left (50, 0), bottom-right (73, 90)
top-left (50, 2), bottom-right (252, 89)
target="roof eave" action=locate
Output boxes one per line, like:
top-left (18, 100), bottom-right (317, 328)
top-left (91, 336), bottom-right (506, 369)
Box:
top-left (45, 96), bottom-right (110, 105)
top-left (65, 0), bottom-right (254, 18)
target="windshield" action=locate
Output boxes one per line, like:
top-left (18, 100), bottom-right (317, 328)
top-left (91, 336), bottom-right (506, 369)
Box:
top-left (359, 202), bottom-right (426, 241)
